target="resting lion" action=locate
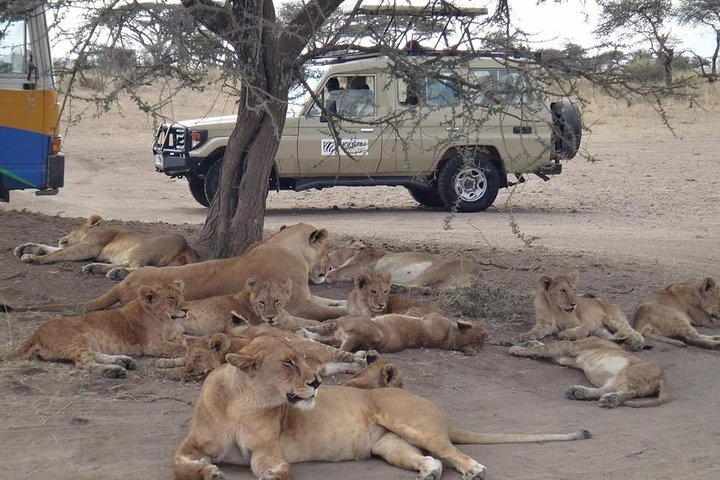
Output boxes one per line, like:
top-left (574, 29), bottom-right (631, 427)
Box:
top-left (156, 330), bottom-right (370, 381)
top-left (326, 245), bottom-right (478, 292)
top-left (518, 274), bottom-right (645, 351)
top-left (348, 272), bottom-right (445, 317)
top-left (172, 336), bottom-right (591, 480)
top-left (304, 313), bottom-right (487, 354)
top-left (633, 277), bottom-right (720, 349)
top-left (2, 280), bottom-right (187, 378)
top-left (4, 223), bottom-right (347, 321)
top-left (14, 214), bottom-right (196, 280)
top-left (510, 337), bottom-right (670, 408)
top-left (339, 360), bottom-right (404, 389)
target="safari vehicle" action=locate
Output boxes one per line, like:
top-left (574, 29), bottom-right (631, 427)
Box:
top-left (0, 2), bottom-right (64, 202)
top-left (153, 51), bottom-right (581, 212)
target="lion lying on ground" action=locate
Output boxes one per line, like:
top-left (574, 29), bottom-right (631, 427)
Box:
top-left (14, 214), bottom-right (196, 280)
top-left (347, 272), bottom-right (445, 317)
top-left (633, 277), bottom-right (720, 349)
top-left (156, 330), bottom-right (371, 381)
top-left (172, 336), bottom-right (591, 480)
top-left (179, 278), bottom-right (320, 336)
top-left (326, 245), bottom-right (479, 292)
top-left (518, 274), bottom-right (645, 351)
top-left (4, 223), bottom-right (347, 321)
top-left (304, 312), bottom-right (487, 354)
top-left (2, 280), bottom-right (187, 378)
top-left (510, 337), bottom-right (670, 408)
top-left (339, 360), bottom-right (404, 389)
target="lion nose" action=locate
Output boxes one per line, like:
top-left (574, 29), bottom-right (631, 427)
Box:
top-left (308, 377), bottom-right (321, 389)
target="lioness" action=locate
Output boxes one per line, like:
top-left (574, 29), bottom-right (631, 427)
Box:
top-left (2, 280), bottom-right (187, 378)
top-left (305, 313), bottom-right (487, 354)
top-left (510, 337), bottom-right (670, 408)
top-left (339, 360), bottom-right (404, 389)
top-left (4, 223), bottom-right (347, 321)
top-left (326, 245), bottom-right (478, 292)
top-left (518, 274), bottom-right (645, 351)
top-left (156, 331), bottom-right (371, 381)
top-left (633, 277), bottom-right (720, 349)
top-left (348, 272), bottom-right (445, 317)
top-left (173, 336), bottom-right (591, 480)
top-left (14, 214), bottom-right (196, 279)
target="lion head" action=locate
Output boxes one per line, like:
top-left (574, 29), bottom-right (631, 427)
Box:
top-left (340, 360), bottom-right (404, 389)
top-left (58, 214), bottom-right (104, 247)
top-left (309, 252), bottom-right (332, 285)
top-left (539, 274), bottom-right (578, 313)
top-left (352, 273), bottom-right (392, 314)
top-left (426, 314), bottom-right (488, 355)
top-left (696, 277), bottom-right (720, 319)
top-left (226, 336), bottom-right (321, 409)
top-left (182, 333), bottom-right (235, 380)
top-left (245, 278), bottom-right (292, 324)
top-left (137, 280), bottom-right (188, 322)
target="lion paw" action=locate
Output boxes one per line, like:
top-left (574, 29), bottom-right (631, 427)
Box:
top-left (82, 263), bottom-right (106, 275)
top-left (462, 463), bottom-right (487, 480)
top-left (107, 267), bottom-right (130, 281)
top-left (565, 386), bottom-right (587, 400)
top-left (201, 465), bottom-right (224, 480)
top-left (14, 243), bottom-right (39, 257)
top-left (598, 393), bottom-right (620, 409)
top-left (365, 350), bottom-right (380, 364)
top-left (521, 339), bottom-right (544, 348)
top-left (117, 356), bottom-right (137, 370)
top-left (101, 365), bottom-right (127, 379)
top-left (20, 253), bottom-right (40, 264)
top-left (418, 457), bottom-right (443, 480)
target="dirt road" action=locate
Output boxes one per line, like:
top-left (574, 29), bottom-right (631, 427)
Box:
top-left (1, 86), bottom-right (719, 480)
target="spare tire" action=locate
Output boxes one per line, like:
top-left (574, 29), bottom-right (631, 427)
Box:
top-left (552, 98), bottom-right (582, 159)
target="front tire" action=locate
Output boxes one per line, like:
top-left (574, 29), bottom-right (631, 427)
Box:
top-left (203, 158), bottom-right (223, 205)
top-left (406, 185), bottom-right (444, 208)
top-left (187, 173), bottom-right (209, 207)
top-left (437, 152), bottom-right (500, 212)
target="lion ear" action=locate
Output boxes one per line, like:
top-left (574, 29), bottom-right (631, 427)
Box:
top-left (279, 224), bottom-right (288, 231)
top-left (381, 272), bottom-right (393, 285)
top-left (701, 277), bottom-right (717, 292)
top-left (383, 364), bottom-right (402, 387)
top-left (138, 285), bottom-right (157, 304)
top-left (282, 279), bottom-right (293, 296)
top-left (456, 320), bottom-right (474, 331)
top-left (226, 353), bottom-right (259, 375)
top-left (87, 214), bottom-right (103, 227)
top-left (245, 277), bottom-right (257, 289)
top-left (230, 310), bottom-right (249, 326)
top-left (538, 275), bottom-right (554, 291)
top-left (171, 279), bottom-right (185, 292)
top-left (208, 334), bottom-right (230, 353)
top-left (354, 273), bottom-right (370, 289)
top-left (310, 228), bottom-right (329, 245)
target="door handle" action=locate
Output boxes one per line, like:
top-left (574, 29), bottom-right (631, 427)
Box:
top-left (445, 127), bottom-right (459, 131)
top-left (360, 128), bottom-right (374, 132)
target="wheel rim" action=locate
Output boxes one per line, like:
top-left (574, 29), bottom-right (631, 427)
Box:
top-left (454, 166), bottom-right (487, 202)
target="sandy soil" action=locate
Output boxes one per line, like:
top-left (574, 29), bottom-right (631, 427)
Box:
top-left (1, 84), bottom-right (720, 480)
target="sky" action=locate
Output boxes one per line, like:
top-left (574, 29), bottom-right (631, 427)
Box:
top-left (51, 0), bottom-right (716, 59)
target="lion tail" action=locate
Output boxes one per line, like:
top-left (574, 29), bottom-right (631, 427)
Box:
top-left (0, 283), bottom-right (123, 313)
top-left (622, 376), bottom-right (671, 408)
top-left (448, 428), bottom-right (592, 444)
top-left (1, 332), bottom-right (39, 361)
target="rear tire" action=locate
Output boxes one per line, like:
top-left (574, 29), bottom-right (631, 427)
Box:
top-left (406, 185), bottom-right (444, 208)
top-left (187, 174), bottom-right (209, 207)
top-left (437, 152), bottom-right (500, 212)
top-left (203, 158), bottom-right (223, 205)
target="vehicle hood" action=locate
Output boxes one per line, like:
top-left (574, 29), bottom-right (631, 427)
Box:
top-left (177, 113), bottom-right (302, 128)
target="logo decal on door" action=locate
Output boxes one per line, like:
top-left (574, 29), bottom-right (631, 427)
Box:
top-left (321, 138), bottom-right (369, 156)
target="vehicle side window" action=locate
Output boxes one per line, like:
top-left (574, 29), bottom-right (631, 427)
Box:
top-left (0, 18), bottom-right (28, 74)
top-left (470, 68), bottom-right (532, 106)
top-left (312, 75), bottom-right (376, 118)
top-left (397, 74), bottom-right (459, 107)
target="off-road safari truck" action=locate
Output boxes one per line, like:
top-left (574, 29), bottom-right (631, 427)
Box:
top-left (153, 49), bottom-right (581, 212)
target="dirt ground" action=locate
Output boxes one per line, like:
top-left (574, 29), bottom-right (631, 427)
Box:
top-left (1, 83), bottom-right (720, 480)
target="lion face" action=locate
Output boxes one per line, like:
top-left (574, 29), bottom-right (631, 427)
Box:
top-left (182, 334), bottom-right (231, 379)
top-left (137, 280), bottom-right (188, 323)
top-left (354, 273), bottom-right (392, 314)
top-left (246, 278), bottom-right (292, 324)
top-left (539, 274), bottom-right (578, 313)
top-left (441, 316), bottom-right (488, 355)
top-left (309, 253), bottom-right (331, 285)
top-left (226, 336), bottom-right (321, 409)
top-left (697, 277), bottom-right (720, 318)
top-left (58, 214), bottom-right (103, 247)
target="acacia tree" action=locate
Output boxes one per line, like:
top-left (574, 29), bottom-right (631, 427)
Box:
top-left (596, 0), bottom-right (677, 86)
top-left (677, 0), bottom-right (720, 81)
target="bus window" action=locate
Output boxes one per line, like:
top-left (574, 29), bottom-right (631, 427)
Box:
top-left (0, 18), bottom-right (28, 74)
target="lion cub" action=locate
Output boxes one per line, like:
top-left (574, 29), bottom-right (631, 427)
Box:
top-left (348, 272), bottom-right (444, 317)
top-left (634, 277), bottom-right (720, 349)
top-left (305, 313), bottom-right (487, 354)
top-left (156, 330), bottom-right (372, 381)
top-left (510, 337), bottom-right (670, 408)
top-left (339, 360), bottom-right (404, 389)
top-left (519, 274), bottom-right (645, 351)
top-left (180, 277), bottom-right (321, 335)
top-left (2, 281), bottom-right (188, 378)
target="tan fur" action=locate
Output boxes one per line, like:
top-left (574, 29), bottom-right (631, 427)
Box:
top-left (14, 214), bottom-right (196, 279)
top-left (306, 313), bottom-right (487, 354)
top-left (156, 330), bottom-right (370, 382)
top-left (309, 250), bottom-right (331, 285)
top-left (172, 337), bottom-right (591, 480)
top-left (519, 274), bottom-right (645, 351)
top-left (2, 281), bottom-right (188, 378)
top-left (634, 277), bottom-right (720, 349)
top-left (326, 246), bottom-right (478, 292)
top-left (510, 337), bottom-right (670, 408)
top-left (6, 223), bottom-right (347, 321)
top-left (339, 360), bottom-right (404, 389)
top-left (348, 273), bottom-right (445, 317)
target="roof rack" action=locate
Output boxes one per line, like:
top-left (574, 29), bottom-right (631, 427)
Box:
top-left (309, 49), bottom-right (536, 66)
top-left (356, 3), bottom-right (488, 17)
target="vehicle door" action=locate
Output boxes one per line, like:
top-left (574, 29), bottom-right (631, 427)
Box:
top-left (297, 75), bottom-right (383, 177)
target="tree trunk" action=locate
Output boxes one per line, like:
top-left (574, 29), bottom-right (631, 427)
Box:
top-left (712, 30), bottom-right (720, 81)
top-left (661, 48), bottom-right (673, 87)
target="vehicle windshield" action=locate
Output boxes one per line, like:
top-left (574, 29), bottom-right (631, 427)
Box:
top-left (287, 65), bottom-right (329, 116)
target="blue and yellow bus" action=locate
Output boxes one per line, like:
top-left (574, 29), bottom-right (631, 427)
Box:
top-left (0, 3), bottom-right (64, 202)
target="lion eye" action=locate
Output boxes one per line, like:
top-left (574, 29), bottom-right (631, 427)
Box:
top-left (560, 289), bottom-right (566, 294)
top-left (282, 360), bottom-right (296, 368)
top-left (384, 290), bottom-right (389, 295)
top-left (258, 301), bottom-right (265, 306)
top-left (370, 290), bottom-right (377, 295)
top-left (274, 300), bottom-right (280, 305)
